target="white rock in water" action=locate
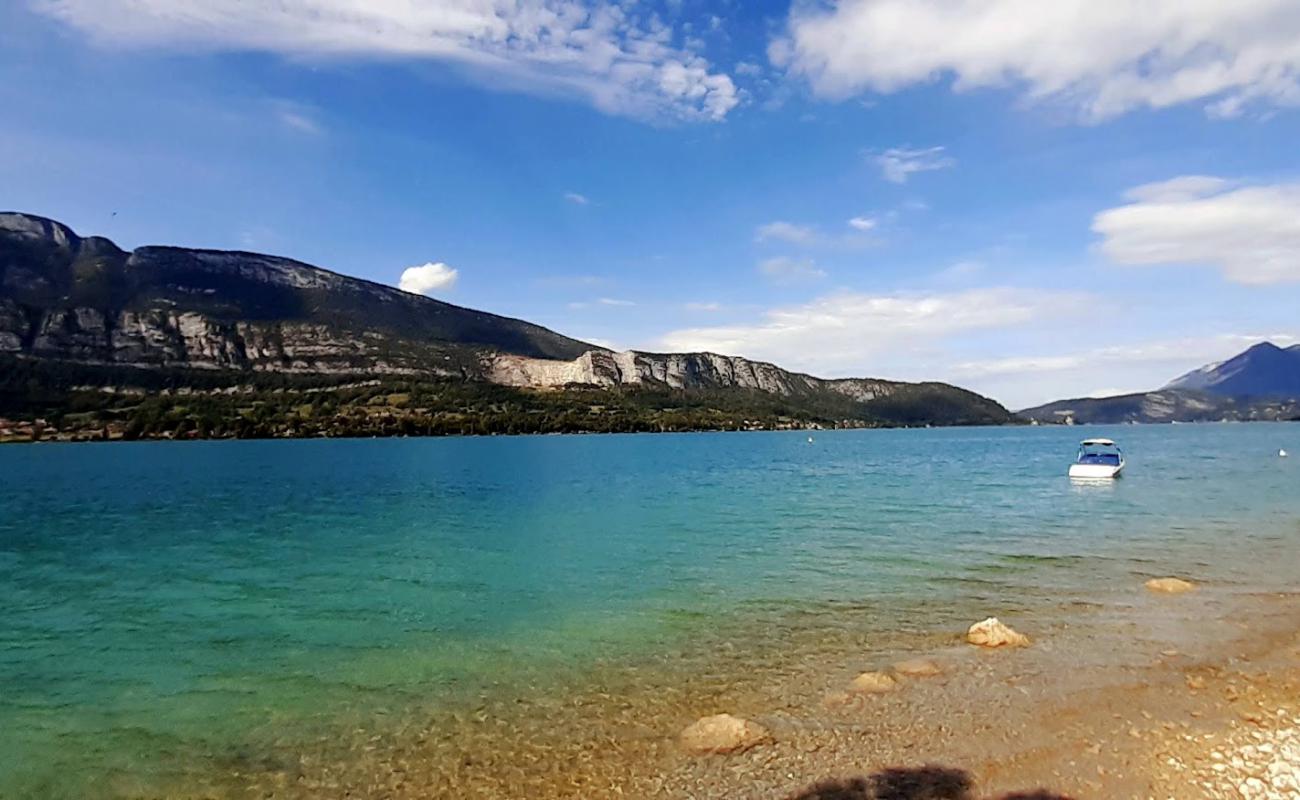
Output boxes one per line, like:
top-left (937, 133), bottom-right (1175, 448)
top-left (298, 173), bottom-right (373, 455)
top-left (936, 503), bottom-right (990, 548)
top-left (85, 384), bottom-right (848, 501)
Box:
top-left (966, 617), bottom-right (1030, 648)
top-left (849, 671), bottom-right (898, 693)
top-left (1146, 577), bottom-right (1197, 594)
top-left (679, 713), bottom-right (771, 754)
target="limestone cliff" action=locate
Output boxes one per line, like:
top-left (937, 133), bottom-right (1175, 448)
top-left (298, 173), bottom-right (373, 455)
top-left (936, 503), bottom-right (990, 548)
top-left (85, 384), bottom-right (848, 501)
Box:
top-left (488, 349), bottom-right (902, 402)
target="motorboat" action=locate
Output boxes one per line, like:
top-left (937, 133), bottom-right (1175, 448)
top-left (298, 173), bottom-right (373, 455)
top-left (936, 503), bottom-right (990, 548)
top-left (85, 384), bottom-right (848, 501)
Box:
top-left (1069, 438), bottom-right (1124, 479)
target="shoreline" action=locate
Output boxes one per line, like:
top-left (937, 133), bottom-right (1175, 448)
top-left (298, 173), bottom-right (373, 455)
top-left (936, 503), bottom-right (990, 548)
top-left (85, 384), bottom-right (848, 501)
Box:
top-left (4, 417), bottom-right (1295, 446)
top-left (207, 584), bottom-right (1300, 799)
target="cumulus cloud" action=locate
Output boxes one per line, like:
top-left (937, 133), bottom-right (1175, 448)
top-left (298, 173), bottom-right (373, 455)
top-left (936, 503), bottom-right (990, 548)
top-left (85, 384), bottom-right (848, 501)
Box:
top-left (1093, 176), bottom-right (1300, 284)
top-left (398, 262), bottom-right (458, 296)
top-left (774, 0), bottom-right (1300, 120)
top-left (872, 146), bottom-right (954, 184)
top-left (758, 256), bottom-right (826, 284)
top-left (847, 215), bottom-right (878, 231)
top-left (659, 288), bottom-right (1078, 376)
top-left (36, 0), bottom-right (739, 122)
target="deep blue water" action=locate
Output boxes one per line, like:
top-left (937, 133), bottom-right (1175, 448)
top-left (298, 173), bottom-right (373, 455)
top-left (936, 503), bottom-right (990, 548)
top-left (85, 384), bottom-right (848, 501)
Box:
top-left (1, 424), bottom-right (1298, 796)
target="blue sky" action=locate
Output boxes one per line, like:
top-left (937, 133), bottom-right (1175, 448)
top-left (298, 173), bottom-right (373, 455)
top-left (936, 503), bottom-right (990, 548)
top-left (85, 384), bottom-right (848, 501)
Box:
top-left (5, 1), bottom-right (1300, 408)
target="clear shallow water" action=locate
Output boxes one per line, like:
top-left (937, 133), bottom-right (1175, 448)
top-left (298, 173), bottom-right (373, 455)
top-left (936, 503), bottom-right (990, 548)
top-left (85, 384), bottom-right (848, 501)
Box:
top-left (1, 424), bottom-right (1298, 797)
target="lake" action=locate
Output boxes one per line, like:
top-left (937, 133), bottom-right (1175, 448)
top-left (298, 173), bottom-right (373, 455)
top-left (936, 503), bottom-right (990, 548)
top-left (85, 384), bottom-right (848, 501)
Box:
top-left (2, 423), bottom-right (1298, 797)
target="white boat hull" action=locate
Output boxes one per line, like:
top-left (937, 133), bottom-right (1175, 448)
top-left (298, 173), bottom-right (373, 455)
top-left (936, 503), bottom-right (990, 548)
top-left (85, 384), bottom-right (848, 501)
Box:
top-left (1069, 462), bottom-right (1124, 479)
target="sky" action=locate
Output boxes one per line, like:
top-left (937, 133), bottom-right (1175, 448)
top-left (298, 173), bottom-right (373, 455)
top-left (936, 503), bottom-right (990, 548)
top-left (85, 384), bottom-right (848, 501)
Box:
top-left (4, 0), bottom-right (1300, 409)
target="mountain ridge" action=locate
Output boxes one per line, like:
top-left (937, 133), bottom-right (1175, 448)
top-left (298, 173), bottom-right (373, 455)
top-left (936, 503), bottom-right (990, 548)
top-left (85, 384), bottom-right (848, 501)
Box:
top-left (1020, 341), bottom-right (1300, 424)
top-left (1, 211), bottom-right (1014, 439)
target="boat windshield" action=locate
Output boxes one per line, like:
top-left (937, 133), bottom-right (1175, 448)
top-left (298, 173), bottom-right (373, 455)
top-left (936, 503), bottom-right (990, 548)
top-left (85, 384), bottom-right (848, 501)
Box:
top-left (1077, 451), bottom-right (1121, 466)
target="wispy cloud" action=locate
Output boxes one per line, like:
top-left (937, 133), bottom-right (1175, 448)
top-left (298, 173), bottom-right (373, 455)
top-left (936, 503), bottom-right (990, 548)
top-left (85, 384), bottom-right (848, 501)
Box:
top-left (269, 100), bottom-right (323, 135)
top-left (952, 333), bottom-right (1300, 407)
top-left (535, 275), bottom-right (610, 288)
top-left (774, 0), bottom-right (1300, 121)
top-left (755, 220), bottom-right (817, 244)
top-left (564, 191), bottom-right (590, 205)
top-left (37, 0), bottom-right (739, 122)
top-left (684, 301), bottom-right (722, 312)
top-left (757, 218), bottom-right (883, 248)
top-left (758, 256), bottom-right (826, 284)
top-left (597, 297), bottom-right (635, 306)
top-left (871, 146), bottom-right (955, 184)
top-left (659, 287), bottom-right (1082, 377)
top-left (1094, 176), bottom-right (1300, 284)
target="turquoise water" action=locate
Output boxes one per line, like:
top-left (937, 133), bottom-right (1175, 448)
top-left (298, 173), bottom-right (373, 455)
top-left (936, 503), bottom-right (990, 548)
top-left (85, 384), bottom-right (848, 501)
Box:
top-left (2, 424), bottom-right (1298, 797)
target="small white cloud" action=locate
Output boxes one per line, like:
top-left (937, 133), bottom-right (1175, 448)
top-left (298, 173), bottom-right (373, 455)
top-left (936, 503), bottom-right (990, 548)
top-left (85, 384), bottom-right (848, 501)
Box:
top-left (398, 262), bottom-right (458, 296)
top-left (734, 60), bottom-right (763, 77)
top-left (847, 215), bottom-right (877, 231)
top-left (756, 220), bottom-right (818, 244)
top-left (685, 301), bottom-right (722, 312)
top-left (563, 192), bottom-right (590, 205)
top-left (1094, 176), bottom-right (1300, 284)
top-left (597, 297), bottom-right (635, 306)
top-left (758, 256), bottom-right (826, 284)
top-left (871, 146), bottom-right (955, 184)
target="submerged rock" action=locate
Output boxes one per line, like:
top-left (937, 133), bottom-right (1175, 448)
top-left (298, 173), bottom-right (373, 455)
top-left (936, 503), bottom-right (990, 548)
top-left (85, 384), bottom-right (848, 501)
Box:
top-left (966, 617), bottom-right (1030, 648)
top-left (892, 658), bottom-right (943, 677)
top-left (1146, 577), bottom-right (1197, 594)
top-left (821, 690), bottom-right (855, 710)
top-left (849, 671), bottom-right (898, 694)
top-left (679, 714), bottom-right (771, 754)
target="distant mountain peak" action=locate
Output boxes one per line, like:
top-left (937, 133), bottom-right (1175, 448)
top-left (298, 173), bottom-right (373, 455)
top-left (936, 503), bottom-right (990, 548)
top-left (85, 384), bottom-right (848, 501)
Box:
top-left (1163, 340), bottom-right (1300, 399)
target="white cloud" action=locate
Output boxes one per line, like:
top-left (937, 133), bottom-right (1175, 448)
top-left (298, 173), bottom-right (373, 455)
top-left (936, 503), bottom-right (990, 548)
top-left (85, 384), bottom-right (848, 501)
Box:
top-left (756, 220), bottom-right (818, 244)
top-left (1094, 176), bottom-right (1300, 284)
top-left (563, 191), bottom-right (590, 205)
top-left (659, 288), bottom-right (1077, 376)
top-left (685, 301), bottom-right (722, 312)
top-left (774, 0), bottom-right (1300, 120)
top-left (758, 256), bottom-right (826, 284)
top-left (872, 146), bottom-right (955, 184)
top-left (847, 215), bottom-right (877, 231)
top-left (398, 261), bottom-right (458, 296)
top-left (597, 297), bottom-right (635, 306)
top-left (37, 0), bottom-right (739, 122)
top-left (952, 333), bottom-right (1300, 408)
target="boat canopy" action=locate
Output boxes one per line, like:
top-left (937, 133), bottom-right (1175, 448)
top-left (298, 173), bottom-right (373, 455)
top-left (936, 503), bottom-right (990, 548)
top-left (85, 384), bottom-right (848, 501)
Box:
top-left (1079, 438), bottom-right (1116, 447)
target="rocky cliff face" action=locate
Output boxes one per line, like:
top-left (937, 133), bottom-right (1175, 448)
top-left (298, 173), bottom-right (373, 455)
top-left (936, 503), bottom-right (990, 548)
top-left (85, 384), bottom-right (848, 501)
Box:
top-left (488, 349), bottom-right (903, 401)
top-left (1, 212), bottom-right (594, 375)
